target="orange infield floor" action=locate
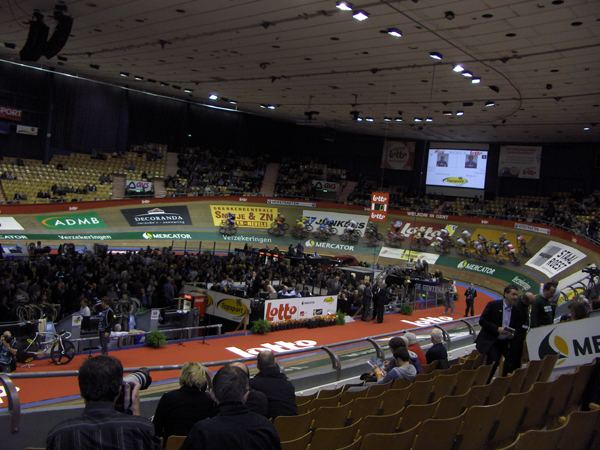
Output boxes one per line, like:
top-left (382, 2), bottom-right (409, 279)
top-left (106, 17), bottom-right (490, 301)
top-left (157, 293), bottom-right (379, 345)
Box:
top-left (2, 285), bottom-right (496, 410)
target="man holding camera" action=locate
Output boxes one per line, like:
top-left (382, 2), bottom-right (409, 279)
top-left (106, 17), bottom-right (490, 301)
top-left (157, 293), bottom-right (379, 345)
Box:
top-left (47, 355), bottom-right (161, 450)
top-left (0, 331), bottom-right (17, 373)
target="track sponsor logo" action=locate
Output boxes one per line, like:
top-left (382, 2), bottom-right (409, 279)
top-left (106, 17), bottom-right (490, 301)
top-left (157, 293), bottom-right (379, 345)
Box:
top-left (57, 235), bottom-right (112, 240)
top-left (442, 177), bottom-right (468, 185)
top-left (226, 340), bottom-right (317, 358)
top-left (121, 206), bottom-right (192, 227)
top-left (221, 235), bottom-right (272, 244)
top-left (304, 239), bottom-right (355, 252)
top-left (301, 211), bottom-right (369, 236)
top-left (457, 260), bottom-right (496, 275)
top-left (397, 222), bottom-right (457, 241)
top-left (37, 213), bottom-right (106, 230)
top-left (142, 233), bottom-right (192, 240)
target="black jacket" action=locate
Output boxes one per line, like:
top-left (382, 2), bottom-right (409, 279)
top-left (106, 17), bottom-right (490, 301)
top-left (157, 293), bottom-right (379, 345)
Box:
top-left (249, 366), bottom-right (297, 418)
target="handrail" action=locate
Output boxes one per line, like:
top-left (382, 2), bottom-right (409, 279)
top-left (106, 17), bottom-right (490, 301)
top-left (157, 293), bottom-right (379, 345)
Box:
top-left (321, 346), bottom-right (342, 381)
top-left (0, 374), bottom-right (20, 433)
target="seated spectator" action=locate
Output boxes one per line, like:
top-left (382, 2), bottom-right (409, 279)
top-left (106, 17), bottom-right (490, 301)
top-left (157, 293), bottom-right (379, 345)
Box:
top-left (249, 350), bottom-right (297, 419)
top-left (425, 328), bottom-right (449, 370)
top-left (373, 347), bottom-right (416, 383)
top-left (404, 332), bottom-right (427, 366)
top-left (229, 362), bottom-right (269, 417)
top-left (153, 362), bottom-right (216, 443)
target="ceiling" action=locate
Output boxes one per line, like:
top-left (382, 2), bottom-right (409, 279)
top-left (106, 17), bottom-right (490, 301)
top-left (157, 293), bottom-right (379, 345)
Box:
top-left (0, 0), bottom-right (599, 143)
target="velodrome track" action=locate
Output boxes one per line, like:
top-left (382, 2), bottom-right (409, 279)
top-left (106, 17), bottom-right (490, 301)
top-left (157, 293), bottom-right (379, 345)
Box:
top-left (1, 196), bottom-right (598, 410)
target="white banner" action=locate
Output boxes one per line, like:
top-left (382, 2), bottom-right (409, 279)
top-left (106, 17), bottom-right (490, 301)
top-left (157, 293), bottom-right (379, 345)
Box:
top-left (499, 145), bottom-right (542, 179)
top-left (526, 316), bottom-right (600, 371)
top-left (311, 180), bottom-right (341, 192)
top-left (264, 295), bottom-right (337, 322)
top-left (126, 180), bottom-right (153, 192)
top-left (302, 210), bottom-right (370, 237)
top-left (16, 125), bottom-right (38, 135)
top-left (182, 286), bottom-right (250, 323)
top-left (525, 241), bottom-right (587, 277)
top-left (267, 199), bottom-right (316, 208)
top-left (514, 222), bottom-right (551, 235)
top-left (0, 217), bottom-right (24, 230)
top-left (378, 247), bottom-right (440, 265)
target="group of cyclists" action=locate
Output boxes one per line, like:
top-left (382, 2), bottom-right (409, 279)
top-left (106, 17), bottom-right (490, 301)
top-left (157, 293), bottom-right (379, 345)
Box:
top-left (218, 210), bottom-right (531, 264)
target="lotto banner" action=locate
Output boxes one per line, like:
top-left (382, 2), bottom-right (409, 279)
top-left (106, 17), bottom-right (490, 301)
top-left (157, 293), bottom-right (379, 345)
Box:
top-left (498, 145), bottom-right (542, 179)
top-left (526, 316), bottom-right (600, 370)
top-left (263, 295), bottom-right (336, 322)
top-left (210, 205), bottom-right (278, 228)
top-left (370, 192), bottom-right (389, 222)
top-left (381, 141), bottom-right (415, 170)
top-left (525, 241), bottom-right (587, 278)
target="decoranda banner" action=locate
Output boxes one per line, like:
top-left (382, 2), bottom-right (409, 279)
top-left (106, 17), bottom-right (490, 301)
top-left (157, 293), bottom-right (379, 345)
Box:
top-left (381, 141), bottom-right (415, 170)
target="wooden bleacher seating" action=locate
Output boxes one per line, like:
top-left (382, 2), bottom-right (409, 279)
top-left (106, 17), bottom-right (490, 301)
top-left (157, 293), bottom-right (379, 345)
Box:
top-left (308, 419), bottom-right (361, 450)
top-left (411, 411), bottom-right (466, 450)
top-left (274, 409), bottom-right (316, 442)
top-left (312, 403), bottom-right (351, 429)
top-left (358, 423), bottom-right (421, 450)
top-left (281, 430), bottom-right (313, 450)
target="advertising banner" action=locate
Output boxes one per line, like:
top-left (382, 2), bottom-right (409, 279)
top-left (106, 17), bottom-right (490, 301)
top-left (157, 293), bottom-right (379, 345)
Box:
top-left (125, 180), bottom-right (153, 193)
top-left (302, 210), bottom-right (370, 236)
top-left (395, 220), bottom-right (458, 241)
top-left (526, 316), bottom-right (600, 370)
top-left (378, 247), bottom-right (440, 265)
top-left (370, 192), bottom-right (389, 222)
top-left (267, 199), bottom-right (316, 208)
top-left (264, 295), bottom-right (337, 322)
top-left (514, 222), bottom-right (551, 235)
top-left (525, 241), bottom-right (587, 278)
top-left (182, 285), bottom-right (251, 323)
top-left (36, 213), bottom-right (107, 230)
top-left (121, 206), bottom-right (192, 227)
top-left (0, 105), bottom-right (22, 121)
top-left (210, 205), bottom-right (278, 228)
top-left (0, 217), bottom-right (24, 230)
top-left (381, 141), bottom-right (415, 170)
top-left (498, 145), bottom-right (542, 179)
top-left (311, 180), bottom-right (341, 192)
top-left (16, 125), bottom-right (38, 135)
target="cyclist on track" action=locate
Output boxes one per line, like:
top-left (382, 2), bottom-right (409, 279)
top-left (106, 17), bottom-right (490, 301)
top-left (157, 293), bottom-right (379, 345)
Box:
top-left (276, 213), bottom-right (285, 229)
top-left (346, 220), bottom-right (358, 236)
top-left (295, 215), bottom-right (309, 230)
top-left (456, 237), bottom-right (467, 249)
top-left (499, 232), bottom-right (507, 243)
top-left (462, 229), bottom-right (472, 242)
top-left (227, 212), bottom-right (236, 227)
top-left (366, 222), bottom-right (379, 237)
top-left (477, 234), bottom-right (487, 246)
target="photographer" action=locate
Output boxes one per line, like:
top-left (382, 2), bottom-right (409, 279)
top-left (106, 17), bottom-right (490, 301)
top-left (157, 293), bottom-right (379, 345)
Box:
top-left (0, 331), bottom-right (17, 373)
top-left (47, 355), bottom-right (161, 450)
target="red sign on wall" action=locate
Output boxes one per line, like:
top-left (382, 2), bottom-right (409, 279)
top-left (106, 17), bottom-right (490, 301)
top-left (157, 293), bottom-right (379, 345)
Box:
top-left (370, 192), bottom-right (389, 222)
top-left (0, 106), bottom-right (23, 121)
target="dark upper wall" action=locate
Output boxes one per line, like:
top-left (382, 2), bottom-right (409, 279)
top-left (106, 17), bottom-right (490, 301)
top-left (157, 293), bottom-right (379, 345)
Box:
top-left (0, 62), bottom-right (598, 197)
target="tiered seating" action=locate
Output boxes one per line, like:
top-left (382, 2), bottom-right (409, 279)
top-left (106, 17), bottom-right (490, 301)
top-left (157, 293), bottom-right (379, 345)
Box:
top-left (279, 354), bottom-right (597, 450)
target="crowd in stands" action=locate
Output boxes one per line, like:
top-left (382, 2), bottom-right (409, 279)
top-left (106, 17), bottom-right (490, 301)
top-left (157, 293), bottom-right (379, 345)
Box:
top-left (274, 159), bottom-right (348, 199)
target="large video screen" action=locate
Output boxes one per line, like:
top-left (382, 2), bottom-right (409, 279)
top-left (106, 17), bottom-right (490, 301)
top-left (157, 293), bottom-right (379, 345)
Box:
top-left (426, 148), bottom-right (488, 190)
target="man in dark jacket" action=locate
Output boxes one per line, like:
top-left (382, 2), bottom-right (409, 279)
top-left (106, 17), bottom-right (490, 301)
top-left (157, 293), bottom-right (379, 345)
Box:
top-left (181, 365), bottom-right (281, 450)
top-left (249, 351), bottom-right (297, 419)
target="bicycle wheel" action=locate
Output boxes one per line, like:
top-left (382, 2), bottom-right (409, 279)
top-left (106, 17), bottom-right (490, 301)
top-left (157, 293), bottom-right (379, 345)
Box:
top-left (267, 226), bottom-right (276, 235)
top-left (219, 226), bottom-right (228, 235)
top-left (40, 302), bottom-right (58, 322)
top-left (329, 227), bottom-right (338, 235)
top-left (375, 232), bottom-right (383, 241)
top-left (51, 339), bottom-right (75, 365)
top-left (305, 224), bottom-right (313, 232)
top-left (282, 222), bottom-right (289, 231)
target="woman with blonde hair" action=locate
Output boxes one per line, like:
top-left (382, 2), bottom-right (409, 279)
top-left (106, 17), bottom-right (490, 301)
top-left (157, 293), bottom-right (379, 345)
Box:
top-left (153, 362), bottom-right (215, 444)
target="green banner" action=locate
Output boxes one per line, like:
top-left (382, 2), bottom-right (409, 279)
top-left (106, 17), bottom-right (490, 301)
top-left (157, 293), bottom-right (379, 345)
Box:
top-left (37, 213), bottom-right (107, 230)
top-left (435, 255), bottom-right (539, 292)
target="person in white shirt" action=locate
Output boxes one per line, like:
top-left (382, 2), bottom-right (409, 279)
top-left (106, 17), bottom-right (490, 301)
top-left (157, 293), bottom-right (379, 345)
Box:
top-left (79, 299), bottom-right (91, 317)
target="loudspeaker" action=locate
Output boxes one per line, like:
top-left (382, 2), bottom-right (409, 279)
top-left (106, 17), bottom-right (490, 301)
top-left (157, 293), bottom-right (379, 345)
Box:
top-left (43, 14), bottom-right (73, 59)
top-left (20, 19), bottom-right (49, 62)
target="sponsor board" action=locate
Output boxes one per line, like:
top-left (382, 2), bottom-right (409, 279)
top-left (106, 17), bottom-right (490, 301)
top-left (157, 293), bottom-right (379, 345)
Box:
top-left (400, 316), bottom-right (455, 327)
top-left (370, 192), bottom-right (389, 222)
top-left (0, 217), bottom-right (24, 231)
top-left (0, 234), bottom-right (29, 240)
top-left (58, 234), bottom-right (113, 240)
top-left (498, 145), bottom-right (542, 179)
top-left (435, 255), bottom-right (537, 291)
top-left (395, 221), bottom-right (457, 241)
top-left (221, 235), bottom-right (273, 244)
top-left (302, 211), bottom-right (370, 236)
top-left (126, 180), bottom-right (153, 193)
top-left (406, 212), bottom-right (451, 220)
top-left (0, 105), bottom-right (22, 121)
top-left (525, 241), bottom-right (587, 278)
top-left (514, 223), bottom-right (551, 235)
top-left (311, 180), bottom-right (341, 192)
top-left (142, 232), bottom-right (192, 240)
top-left (226, 340), bottom-right (317, 358)
top-left (182, 286), bottom-right (251, 323)
top-left (121, 206), bottom-right (192, 227)
top-left (378, 247), bottom-right (440, 265)
top-left (304, 239), bottom-right (355, 252)
top-left (526, 316), bottom-right (600, 370)
top-left (37, 213), bottom-right (106, 230)
top-left (264, 295), bottom-right (336, 321)
top-left (16, 125), bottom-right (38, 135)
top-left (210, 205), bottom-right (277, 228)
top-left (267, 199), bottom-right (316, 208)
top-left (442, 177), bottom-right (468, 185)
top-left (381, 141), bottom-right (415, 170)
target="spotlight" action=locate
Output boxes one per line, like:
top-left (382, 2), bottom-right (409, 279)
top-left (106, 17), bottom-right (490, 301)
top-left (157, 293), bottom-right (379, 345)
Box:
top-left (453, 64), bottom-right (464, 72)
top-left (456, 111), bottom-right (464, 116)
top-left (425, 117), bottom-right (433, 122)
top-left (414, 117), bottom-right (422, 122)
top-left (443, 111), bottom-right (453, 116)
top-left (429, 52), bottom-right (443, 60)
top-left (472, 77), bottom-right (481, 84)
top-left (485, 101), bottom-right (495, 107)
top-left (387, 28), bottom-right (402, 37)
top-left (583, 127), bottom-right (590, 131)
top-left (383, 117), bottom-right (392, 122)
top-left (462, 71), bottom-right (473, 77)
top-left (134, 76), bottom-right (143, 81)
top-left (230, 100), bottom-right (237, 105)
top-left (160, 82), bottom-right (169, 87)
top-left (260, 104), bottom-right (267, 108)
top-left (352, 10), bottom-right (370, 21)
top-left (336, 1), bottom-right (353, 11)
top-left (184, 89), bottom-right (192, 93)
top-left (120, 72), bottom-right (129, 77)
top-left (366, 117), bottom-right (374, 122)
top-left (356, 117), bottom-right (363, 122)
top-left (209, 94), bottom-right (218, 100)
top-left (172, 85), bottom-right (181, 90)
top-left (445, 11), bottom-right (455, 20)
top-left (395, 117), bottom-right (403, 122)
top-left (267, 105), bottom-right (276, 110)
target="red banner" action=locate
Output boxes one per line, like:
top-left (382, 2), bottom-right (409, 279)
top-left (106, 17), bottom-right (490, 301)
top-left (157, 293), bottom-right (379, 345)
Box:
top-left (381, 141), bottom-right (415, 170)
top-left (0, 106), bottom-right (22, 121)
top-left (370, 192), bottom-right (389, 222)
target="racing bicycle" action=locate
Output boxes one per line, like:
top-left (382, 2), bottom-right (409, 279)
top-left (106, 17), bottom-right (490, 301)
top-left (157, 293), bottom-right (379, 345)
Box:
top-left (219, 219), bottom-right (238, 236)
top-left (22, 330), bottom-right (75, 365)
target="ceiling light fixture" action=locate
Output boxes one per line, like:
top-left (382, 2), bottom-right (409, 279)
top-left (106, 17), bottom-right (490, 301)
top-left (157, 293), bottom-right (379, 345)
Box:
top-left (456, 111), bottom-right (464, 116)
top-left (336, 1), bottom-right (353, 11)
top-left (352, 10), bottom-right (370, 21)
top-left (366, 117), bottom-right (374, 122)
top-left (425, 117), bottom-right (433, 122)
top-left (120, 72), bottom-right (129, 77)
top-left (489, 85), bottom-right (500, 93)
top-left (429, 52), bottom-right (443, 60)
top-left (414, 117), bottom-right (422, 122)
top-left (383, 117), bottom-right (392, 122)
top-left (267, 105), bottom-right (276, 110)
top-left (160, 82), bottom-right (169, 87)
top-left (472, 77), bottom-right (481, 84)
top-left (356, 117), bottom-right (363, 122)
top-left (485, 101), bottom-right (495, 107)
top-left (453, 64), bottom-right (464, 72)
top-left (462, 71), bottom-right (473, 77)
top-left (260, 104), bottom-right (267, 109)
top-left (184, 89), bottom-right (192, 93)
top-left (209, 94), bottom-right (218, 100)
top-left (443, 111), bottom-right (453, 116)
top-left (395, 117), bottom-right (403, 122)
top-left (583, 127), bottom-right (590, 131)
top-left (230, 100), bottom-right (237, 105)
top-left (134, 76), bottom-right (143, 81)
top-left (387, 28), bottom-right (402, 37)
top-left (445, 11), bottom-right (455, 20)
